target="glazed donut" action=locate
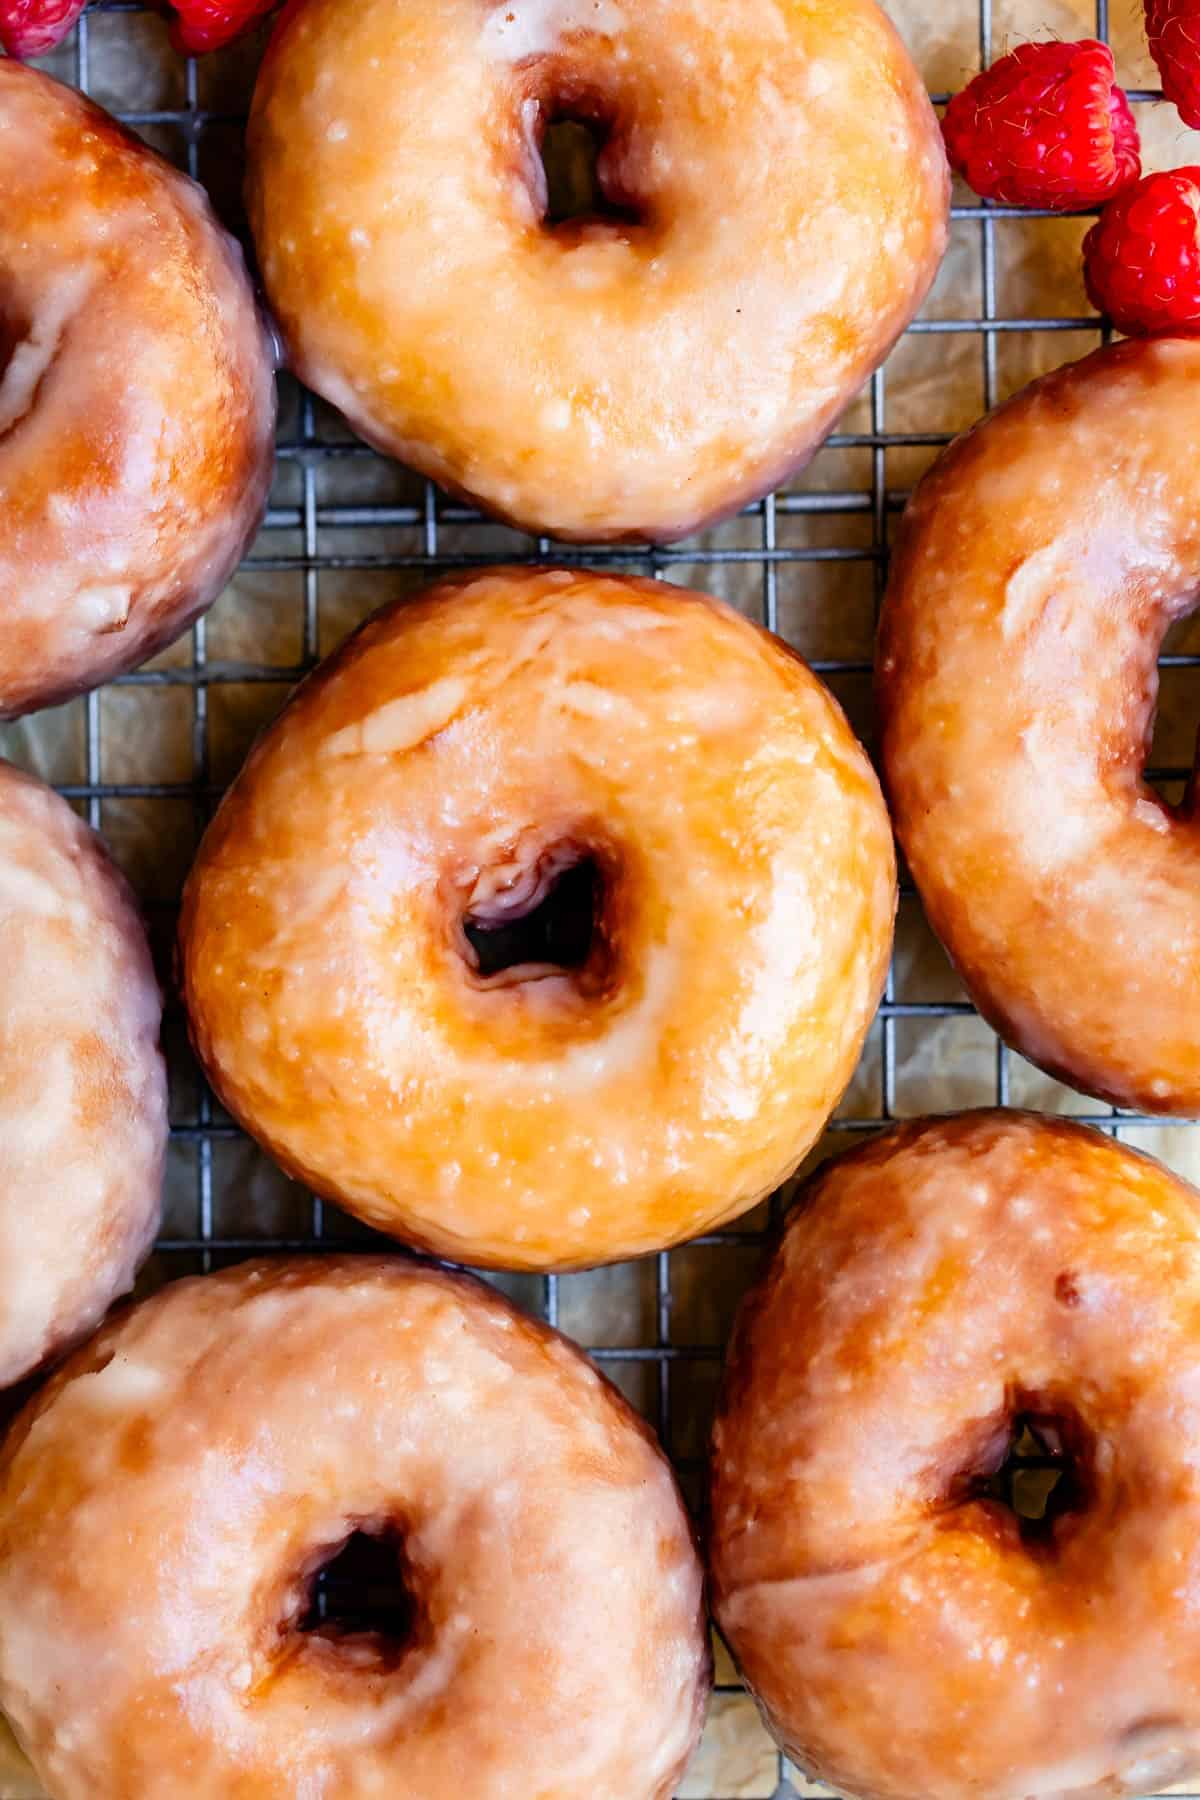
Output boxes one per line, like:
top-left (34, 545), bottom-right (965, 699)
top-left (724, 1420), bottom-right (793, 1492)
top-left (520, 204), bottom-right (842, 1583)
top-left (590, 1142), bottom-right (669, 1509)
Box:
top-left (0, 1258), bottom-right (710, 1799)
top-left (180, 567), bottom-right (895, 1269)
top-left (245, 0), bottom-right (948, 543)
top-left (0, 63), bottom-right (276, 718)
top-left (879, 337), bottom-right (1200, 1114)
top-left (710, 1111), bottom-right (1200, 1800)
top-left (0, 761), bottom-right (165, 1388)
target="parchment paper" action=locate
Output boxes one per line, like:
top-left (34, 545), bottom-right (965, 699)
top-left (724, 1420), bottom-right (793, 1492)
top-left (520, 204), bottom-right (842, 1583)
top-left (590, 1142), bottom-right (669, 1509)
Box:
top-left (3, 3), bottom-right (1200, 1794)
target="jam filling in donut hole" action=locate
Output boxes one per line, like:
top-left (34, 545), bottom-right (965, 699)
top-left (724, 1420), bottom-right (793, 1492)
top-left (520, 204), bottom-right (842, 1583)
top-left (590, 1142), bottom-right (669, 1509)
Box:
top-left (0, 761), bottom-right (165, 1389)
top-left (0, 63), bottom-right (276, 719)
top-left (179, 567), bottom-right (896, 1271)
top-left (879, 335), bottom-right (1200, 1115)
top-left (0, 1259), bottom-right (710, 1800)
top-left (245, 0), bottom-right (948, 542)
top-left (709, 1111), bottom-right (1200, 1800)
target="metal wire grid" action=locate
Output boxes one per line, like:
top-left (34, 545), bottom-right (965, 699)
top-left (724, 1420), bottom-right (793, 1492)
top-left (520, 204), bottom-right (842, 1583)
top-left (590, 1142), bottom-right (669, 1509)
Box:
top-left (7, 1), bottom-right (1198, 1794)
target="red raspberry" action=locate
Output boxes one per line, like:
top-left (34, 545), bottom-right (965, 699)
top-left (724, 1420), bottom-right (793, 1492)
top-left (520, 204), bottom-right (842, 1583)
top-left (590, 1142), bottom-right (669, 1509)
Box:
top-left (1146, 0), bottom-right (1200, 130)
top-left (0, 0), bottom-right (85, 57)
top-left (942, 39), bottom-right (1141, 210)
top-left (151, 0), bottom-right (278, 54)
top-left (1084, 166), bottom-right (1200, 334)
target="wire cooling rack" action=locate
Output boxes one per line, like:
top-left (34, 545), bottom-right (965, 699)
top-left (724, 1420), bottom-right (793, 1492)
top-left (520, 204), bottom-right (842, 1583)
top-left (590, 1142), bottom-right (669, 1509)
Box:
top-left (5, 2), bottom-right (1200, 1796)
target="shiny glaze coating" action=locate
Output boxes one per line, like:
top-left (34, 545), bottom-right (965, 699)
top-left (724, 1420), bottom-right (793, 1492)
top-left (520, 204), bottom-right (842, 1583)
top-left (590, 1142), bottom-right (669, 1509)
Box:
top-left (183, 572), bottom-right (895, 1267)
top-left (180, 567), bottom-right (895, 1270)
top-left (0, 63), bottom-right (276, 718)
top-left (0, 761), bottom-right (164, 1387)
top-left (0, 1258), bottom-right (710, 1799)
top-left (710, 1111), bottom-right (1200, 1800)
top-left (245, 0), bottom-right (948, 543)
top-left (879, 337), bottom-right (1200, 1114)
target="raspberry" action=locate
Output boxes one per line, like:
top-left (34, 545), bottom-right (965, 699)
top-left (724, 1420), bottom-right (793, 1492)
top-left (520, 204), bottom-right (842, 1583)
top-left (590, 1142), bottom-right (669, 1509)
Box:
top-left (1146, 0), bottom-right (1200, 130)
top-left (942, 39), bottom-right (1141, 210)
top-left (0, 0), bottom-right (85, 57)
top-left (1083, 166), bottom-right (1200, 334)
top-left (151, 0), bottom-right (278, 55)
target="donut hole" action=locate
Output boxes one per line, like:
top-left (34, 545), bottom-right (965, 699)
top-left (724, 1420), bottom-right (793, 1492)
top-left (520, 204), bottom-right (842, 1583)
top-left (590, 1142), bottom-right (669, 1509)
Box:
top-left (0, 296), bottom-right (32, 427)
top-left (461, 850), bottom-right (604, 982)
top-left (297, 1526), bottom-right (416, 1666)
top-left (539, 112), bottom-right (641, 229)
top-left (516, 71), bottom-right (645, 233)
top-left (959, 1392), bottom-right (1092, 1546)
top-left (0, 306), bottom-right (22, 380)
top-left (1143, 611), bottom-right (1200, 809)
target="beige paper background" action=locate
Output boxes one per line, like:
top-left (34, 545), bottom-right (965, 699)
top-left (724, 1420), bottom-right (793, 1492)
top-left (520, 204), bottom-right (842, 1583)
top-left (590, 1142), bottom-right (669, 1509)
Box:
top-left (4, 1), bottom-right (1200, 1794)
